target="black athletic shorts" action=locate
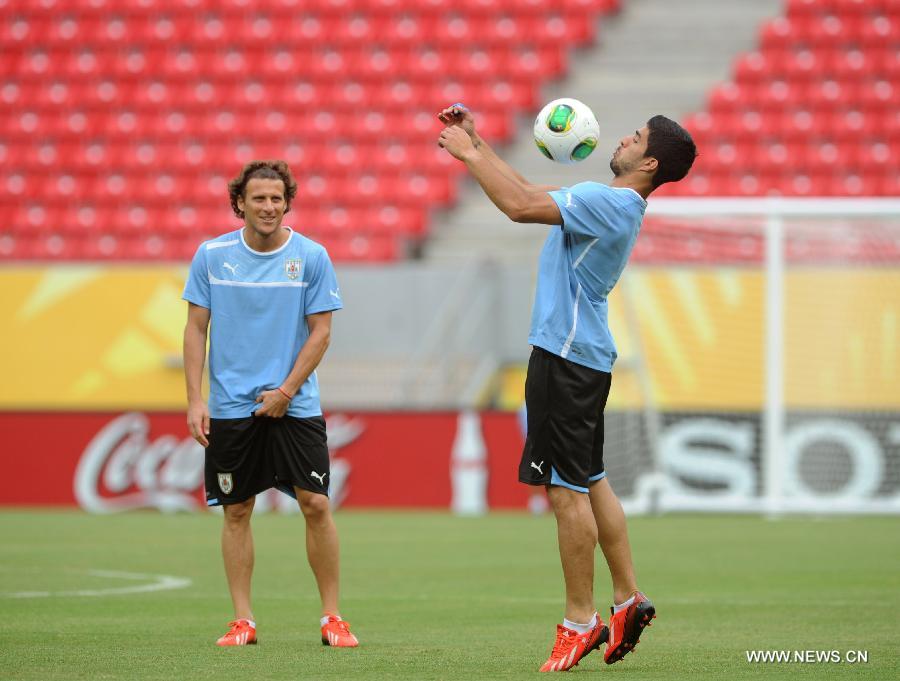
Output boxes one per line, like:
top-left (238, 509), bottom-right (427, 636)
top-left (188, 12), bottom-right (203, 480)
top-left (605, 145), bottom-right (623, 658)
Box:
top-left (518, 346), bottom-right (612, 493)
top-left (205, 415), bottom-right (330, 507)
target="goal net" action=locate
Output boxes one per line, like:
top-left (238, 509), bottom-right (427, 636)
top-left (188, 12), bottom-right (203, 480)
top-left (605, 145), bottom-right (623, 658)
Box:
top-left (609, 198), bottom-right (900, 515)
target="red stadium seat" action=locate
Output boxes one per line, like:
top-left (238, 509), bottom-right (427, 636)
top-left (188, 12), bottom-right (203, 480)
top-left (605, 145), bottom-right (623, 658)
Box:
top-left (670, 0), bottom-right (900, 205)
top-left (783, 49), bottom-right (827, 80)
top-left (860, 15), bottom-right (900, 48)
top-left (762, 80), bottom-right (807, 110)
top-left (0, 0), bottom-right (624, 261)
top-left (827, 47), bottom-right (880, 79)
top-left (367, 205), bottom-right (426, 235)
top-left (806, 78), bottom-right (859, 108)
top-left (759, 17), bottom-right (802, 50)
top-left (878, 171), bottom-right (900, 196)
top-left (859, 79), bottom-right (898, 111)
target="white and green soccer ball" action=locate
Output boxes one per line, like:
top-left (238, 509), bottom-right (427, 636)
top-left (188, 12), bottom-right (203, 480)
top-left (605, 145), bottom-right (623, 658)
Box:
top-left (533, 98), bottom-right (600, 164)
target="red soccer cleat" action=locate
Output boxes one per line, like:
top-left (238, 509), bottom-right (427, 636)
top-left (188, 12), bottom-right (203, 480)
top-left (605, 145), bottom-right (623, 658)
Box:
top-left (216, 619), bottom-right (257, 646)
top-left (321, 615), bottom-right (359, 647)
top-left (539, 619), bottom-right (608, 672)
top-left (604, 591), bottom-right (656, 664)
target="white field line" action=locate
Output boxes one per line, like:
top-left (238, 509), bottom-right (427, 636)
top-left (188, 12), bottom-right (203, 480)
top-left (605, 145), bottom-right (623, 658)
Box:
top-left (4, 569), bottom-right (192, 598)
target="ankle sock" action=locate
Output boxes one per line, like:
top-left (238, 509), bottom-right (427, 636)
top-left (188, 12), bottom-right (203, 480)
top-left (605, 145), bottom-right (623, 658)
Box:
top-left (613, 595), bottom-right (636, 614)
top-left (563, 612), bottom-right (597, 634)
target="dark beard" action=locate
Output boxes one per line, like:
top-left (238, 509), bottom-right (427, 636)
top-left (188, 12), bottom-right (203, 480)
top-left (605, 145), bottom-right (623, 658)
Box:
top-left (609, 157), bottom-right (622, 176)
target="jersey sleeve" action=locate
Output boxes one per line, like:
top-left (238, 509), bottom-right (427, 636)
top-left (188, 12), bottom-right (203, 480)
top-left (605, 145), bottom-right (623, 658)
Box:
top-left (548, 182), bottom-right (626, 239)
top-left (305, 247), bottom-right (343, 315)
top-left (182, 244), bottom-right (210, 309)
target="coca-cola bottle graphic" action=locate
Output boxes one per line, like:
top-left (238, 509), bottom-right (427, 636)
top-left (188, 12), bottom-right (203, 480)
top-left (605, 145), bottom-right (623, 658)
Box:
top-left (450, 410), bottom-right (488, 515)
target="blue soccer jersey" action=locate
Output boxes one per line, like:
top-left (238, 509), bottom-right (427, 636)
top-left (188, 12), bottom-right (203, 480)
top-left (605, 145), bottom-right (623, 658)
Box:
top-left (528, 182), bottom-right (646, 372)
top-left (183, 228), bottom-right (342, 419)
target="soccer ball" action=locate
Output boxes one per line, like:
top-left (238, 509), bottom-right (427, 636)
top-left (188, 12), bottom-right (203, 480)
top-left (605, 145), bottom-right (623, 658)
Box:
top-left (533, 98), bottom-right (600, 164)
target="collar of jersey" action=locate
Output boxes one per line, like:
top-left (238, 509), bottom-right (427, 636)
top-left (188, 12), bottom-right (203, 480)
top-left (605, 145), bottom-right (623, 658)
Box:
top-left (239, 227), bottom-right (294, 257)
top-left (613, 186), bottom-right (647, 208)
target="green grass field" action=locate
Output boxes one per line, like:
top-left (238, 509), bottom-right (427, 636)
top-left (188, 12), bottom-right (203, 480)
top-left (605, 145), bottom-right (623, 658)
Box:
top-left (1, 511), bottom-right (897, 680)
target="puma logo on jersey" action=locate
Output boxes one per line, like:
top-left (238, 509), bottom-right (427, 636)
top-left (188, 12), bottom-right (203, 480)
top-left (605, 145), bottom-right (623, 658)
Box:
top-left (311, 471), bottom-right (327, 485)
top-left (329, 289), bottom-right (341, 299)
top-left (564, 193), bottom-right (575, 209)
top-left (531, 461), bottom-right (544, 476)
top-left (223, 262), bottom-right (239, 275)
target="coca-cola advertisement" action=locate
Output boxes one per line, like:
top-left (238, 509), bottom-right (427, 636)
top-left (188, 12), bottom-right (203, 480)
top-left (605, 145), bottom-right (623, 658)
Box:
top-left (5, 409), bottom-right (896, 513)
top-left (0, 411), bottom-right (532, 512)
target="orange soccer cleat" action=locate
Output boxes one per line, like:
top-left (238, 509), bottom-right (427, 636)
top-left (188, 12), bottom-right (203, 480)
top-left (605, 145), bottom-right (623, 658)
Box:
top-left (604, 591), bottom-right (656, 664)
top-left (321, 615), bottom-right (359, 647)
top-left (539, 619), bottom-right (608, 672)
top-left (216, 619), bottom-right (257, 646)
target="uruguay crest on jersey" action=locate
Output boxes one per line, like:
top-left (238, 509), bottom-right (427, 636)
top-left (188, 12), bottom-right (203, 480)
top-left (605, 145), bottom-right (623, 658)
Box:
top-left (285, 258), bottom-right (301, 280)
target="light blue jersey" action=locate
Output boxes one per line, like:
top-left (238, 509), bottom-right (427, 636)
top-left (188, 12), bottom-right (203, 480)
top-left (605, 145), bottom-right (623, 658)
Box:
top-left (183, 228), bottom-right (342, 419)
top-left (528, 182), bottom-right (646, 372)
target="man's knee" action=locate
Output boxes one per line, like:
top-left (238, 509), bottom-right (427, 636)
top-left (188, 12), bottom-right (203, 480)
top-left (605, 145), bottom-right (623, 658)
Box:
top-left (223, 498), bottom-right (255, 525)
top-left (297, 489), bottom-right (330, 521)
top-left (548, 485), bottom-right (587, 512)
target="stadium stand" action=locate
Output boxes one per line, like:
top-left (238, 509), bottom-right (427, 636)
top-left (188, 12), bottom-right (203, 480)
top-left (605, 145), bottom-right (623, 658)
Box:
top-left (666, 0), bottom-right (900, 199)
top-left (0, 0), bottom-right (621, 261)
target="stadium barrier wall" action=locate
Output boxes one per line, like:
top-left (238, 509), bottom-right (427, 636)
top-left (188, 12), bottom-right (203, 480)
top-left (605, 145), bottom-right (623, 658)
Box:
top-left (1, 409), bottom-right (898, 514)
top-left (0, 410), bottom-right (529, 512)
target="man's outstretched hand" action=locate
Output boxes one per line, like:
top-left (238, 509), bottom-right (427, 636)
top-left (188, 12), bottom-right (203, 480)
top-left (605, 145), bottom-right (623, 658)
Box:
top-left (437, 103), bottom-right (476, 138)
top-left (438, 125), bottom-right (478, 162)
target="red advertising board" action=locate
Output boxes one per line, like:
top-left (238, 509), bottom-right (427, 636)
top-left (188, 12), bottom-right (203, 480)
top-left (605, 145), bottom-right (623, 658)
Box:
top-left (0, 411), bottom-right (533, 511)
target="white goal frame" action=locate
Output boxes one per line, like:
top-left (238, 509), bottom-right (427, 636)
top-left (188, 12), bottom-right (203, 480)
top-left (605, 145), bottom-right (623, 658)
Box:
top-left (625, 198), bottom-right (900, 516)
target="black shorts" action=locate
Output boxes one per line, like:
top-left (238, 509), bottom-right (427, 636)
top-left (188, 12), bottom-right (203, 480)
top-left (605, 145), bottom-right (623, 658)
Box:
top-left (518, 346), bottom-right (612, 493)
top-left (205, 415), bottom-right (330, 507)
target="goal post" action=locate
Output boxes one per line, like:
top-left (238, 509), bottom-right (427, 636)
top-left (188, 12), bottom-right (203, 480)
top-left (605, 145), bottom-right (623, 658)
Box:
top-left (614, 197), bottom-right (900, 516)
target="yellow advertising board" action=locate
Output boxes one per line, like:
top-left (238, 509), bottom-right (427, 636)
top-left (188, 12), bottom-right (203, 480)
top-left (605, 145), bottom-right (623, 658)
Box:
top-left (1, 265), bottom-right (898, 411)
top-left (499, 267), bottom-right (900, 411)
top-left (0, 265), bottom-right (193, 410)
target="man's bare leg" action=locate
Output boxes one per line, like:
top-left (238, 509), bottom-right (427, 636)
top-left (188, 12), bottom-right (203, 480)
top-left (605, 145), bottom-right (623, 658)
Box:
top-left (222, 497), bottom-right (256, 620)
top-left (295, 487), bottom-right (340, 616)
top-left (546, 485), bottom-right (598, 623)
top-left (589, 478), bottom-right (638, 605)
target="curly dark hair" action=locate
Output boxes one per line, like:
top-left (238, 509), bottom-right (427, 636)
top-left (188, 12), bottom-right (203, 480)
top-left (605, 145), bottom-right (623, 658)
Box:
top-left (228, 160), bottom-right (298, 218)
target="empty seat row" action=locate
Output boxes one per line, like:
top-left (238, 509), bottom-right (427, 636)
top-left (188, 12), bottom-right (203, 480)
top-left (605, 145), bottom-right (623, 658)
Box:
top-left (708, 78), bottom-right (897, 110)
top-left (0, 141), bottom-right (470, 174)
top-left (786, 0), bottom-right (900, 17)
top-left (660, 170), bottom-right (900, 197)
top-left (696, 140), bottom-right (898, 172)
top-left (684, 109), bottom-right (900, 140)
top-left (758, 14), bottom-right (899, 48)
top-left (1, 171), bottom-right (460, 205)
top-left (2, 44), bottom-right (568, 80)
top-left (2, 11), bottom-right (599, 49)
top-left (0, 107), bottom-right (518, 142)
top-left (733, 47), bottom-right (899, 82)
top-left (0, 232), bottom-right (403, 262)
top-left (1, 0), bottom-right (618, 17)
top-left (0, 77), bottom-right (543, 111)
top-left (2, 201), bottom-right (429, 235)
